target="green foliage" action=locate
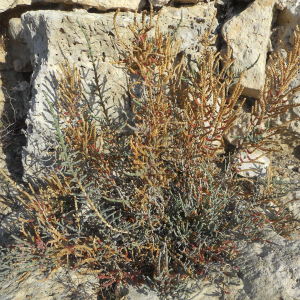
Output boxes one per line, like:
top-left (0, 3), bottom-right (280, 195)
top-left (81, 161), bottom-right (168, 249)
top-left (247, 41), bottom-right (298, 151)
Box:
top-left (1, 7), bottom-right (300, 300)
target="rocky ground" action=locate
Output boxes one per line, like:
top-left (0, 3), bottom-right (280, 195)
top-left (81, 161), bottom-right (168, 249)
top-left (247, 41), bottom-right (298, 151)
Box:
top-left (0, 133), bottom-right (300, 299)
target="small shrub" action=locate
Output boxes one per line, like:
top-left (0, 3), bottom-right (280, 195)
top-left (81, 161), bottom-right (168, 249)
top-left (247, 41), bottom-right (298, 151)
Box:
top-left (1, 7), bottom-right (300, 299)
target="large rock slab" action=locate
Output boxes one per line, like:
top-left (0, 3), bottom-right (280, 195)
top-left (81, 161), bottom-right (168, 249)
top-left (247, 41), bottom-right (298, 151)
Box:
top-left (222, 0), bottom-right (276, 99)
top-left (44, 0), bottom-right (146, 11)
top-left (234, 235), bottom-right (300, 300)
top-left (20, 3), bottom-right (217, 183)
top-left (0, 0), bottom-right (146, 13)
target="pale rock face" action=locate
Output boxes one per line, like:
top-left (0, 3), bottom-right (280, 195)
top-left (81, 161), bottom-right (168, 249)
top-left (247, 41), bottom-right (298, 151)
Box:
top-left (234, 236), bottom-right (300, 300)
top-left (0, 0), bottom-right (146, 13)
top-left (0, 267), bottom-right (101, 300)
top-left (0, 0), bottom-right (31, 13)
top-left (21, 10), bottom-right (130, 182)
top-left (222, 0), bottom-right (276, 99)
top-left (44, 0), bottom-right (146, 11)
top-left (159, 2), bottom-right (218, 55)
top-left (7, 18), bottom-right (32, 73)
top-left (235, 148), bottom-right (270, 177)
top-left (8, 18), bottom-right (24, 42)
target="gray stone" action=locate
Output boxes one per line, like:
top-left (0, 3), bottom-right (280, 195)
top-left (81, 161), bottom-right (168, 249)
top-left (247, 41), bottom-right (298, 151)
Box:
top-left (0, 0), bottom-right (146, 13)
top-left (0, 266), bottom-right (100, 300)
top-left (13, 56), bottom-right (32, 72)
top-left (159, 2), bottom-right (218, 55)
top-left (45, 0), bottom-right (147, 11)
top-left (222, 0), bottom-right (275, 99)
top-left (235, 148), bottom-right (270, 177)
top-left (234, 236), bottom-right (300, 300)
top-left (8, 18), bottom-right (24, 42)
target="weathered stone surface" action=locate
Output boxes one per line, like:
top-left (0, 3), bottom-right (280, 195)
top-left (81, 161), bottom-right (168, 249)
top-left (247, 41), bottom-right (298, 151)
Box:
top-left (44, 0), bottom-right (146, 11)
top-left (0, 267), bottom-right (100, 300)
top-left (8, 18), bottom-right (24, 41)
top-left (20, 3), bottom-right (217, 183)
top-left (20, 10), bottom-right (131, 182)
top-left (159, 2), bottom-right (217, 55)
top-left (235, 148), bottom-right (270, 177)
top-left (0, 0), bottom-right (146, 13)
top-left (233, 235), bottom-right (300, 300)
top-left (222, 0), bottom-right (276, 99)
top-left (0, 0), bottom-right (31, 13)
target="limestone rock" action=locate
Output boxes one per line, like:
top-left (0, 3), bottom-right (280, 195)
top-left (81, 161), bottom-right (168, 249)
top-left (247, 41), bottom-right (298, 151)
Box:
top-left (222, 0), bottom-right (276, 99)
top-left (235, 148), bottom-right (270, 177)
top-left (0, 267), bottom-right (100, 300)
top-left (4, 20), bottom-right (32, 73)
top-left (234, 236), bottom-right (300, 300)
top-left (13, 55), bottom-right (32, 72)
top-left (8, 18), bottom-right (24, 42)
top-left (0, 0), bottom-right (31, 13)
top-left (44, 0), bottom-right (147, 11)
top-left (159, 2), bottom-right (218, 55)
top-left (0, 0), bottom-right (146, 13)
top-left (214, 0), bottom-right (228, 7)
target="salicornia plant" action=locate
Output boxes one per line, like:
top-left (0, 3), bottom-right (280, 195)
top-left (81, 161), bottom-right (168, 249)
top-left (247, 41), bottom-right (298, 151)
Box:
top-left (1, 6), bottom-right (300, 300)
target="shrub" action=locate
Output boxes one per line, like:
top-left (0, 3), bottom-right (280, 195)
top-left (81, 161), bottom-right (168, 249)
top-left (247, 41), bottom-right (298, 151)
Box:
top-left (1, 7), bottom-right (300, 299)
